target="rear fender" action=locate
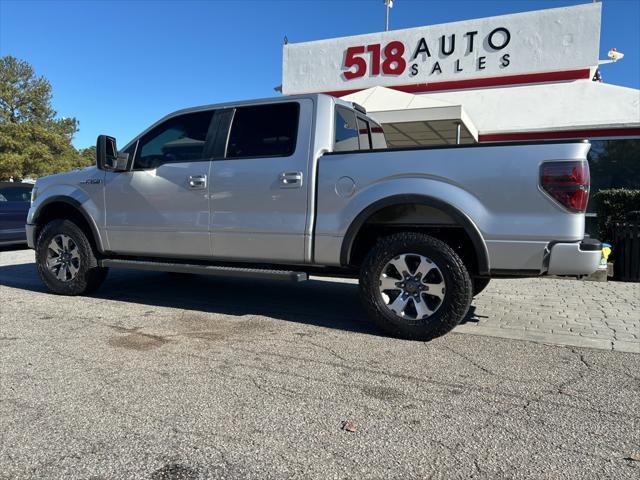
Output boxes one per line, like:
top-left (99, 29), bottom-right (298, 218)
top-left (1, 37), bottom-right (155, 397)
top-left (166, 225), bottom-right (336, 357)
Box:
top-left (334, 179), bottom-right (490, 274)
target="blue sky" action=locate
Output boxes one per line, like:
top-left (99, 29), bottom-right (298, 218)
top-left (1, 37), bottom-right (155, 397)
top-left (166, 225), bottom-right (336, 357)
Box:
top-left (1, 0), bottom-right (638, 148)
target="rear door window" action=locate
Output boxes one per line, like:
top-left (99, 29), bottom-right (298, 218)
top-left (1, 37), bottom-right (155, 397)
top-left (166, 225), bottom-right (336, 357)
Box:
top-left (357, 116), bottom-right (371, 150)
top-left (226, 103), bottom-right (299, 159)
top-left (370, 122), bottom-right (387, 149)
top-left (334, 106), bottom-right (360, 152)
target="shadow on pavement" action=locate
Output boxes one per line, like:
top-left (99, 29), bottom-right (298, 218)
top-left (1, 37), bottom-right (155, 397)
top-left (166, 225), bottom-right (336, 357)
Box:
top-left (0, 261), bottom-right (381, 336)
top-left (0, 260), bottom-right (481, 337)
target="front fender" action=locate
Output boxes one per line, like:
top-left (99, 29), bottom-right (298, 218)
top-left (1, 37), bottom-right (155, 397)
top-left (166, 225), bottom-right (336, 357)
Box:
top-left (28, 181), bottom-right (106, 252)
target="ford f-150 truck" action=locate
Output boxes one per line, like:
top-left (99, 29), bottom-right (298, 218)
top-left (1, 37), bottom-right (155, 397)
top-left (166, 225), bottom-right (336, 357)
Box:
top-left (26, 94), bottom-right (601, 340)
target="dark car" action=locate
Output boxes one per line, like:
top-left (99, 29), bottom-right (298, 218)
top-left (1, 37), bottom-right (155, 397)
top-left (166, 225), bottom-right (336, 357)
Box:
top-left (0, 182), bottom-right (33, 246)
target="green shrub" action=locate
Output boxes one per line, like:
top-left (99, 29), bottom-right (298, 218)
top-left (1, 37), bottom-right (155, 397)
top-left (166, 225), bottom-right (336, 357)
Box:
top-left (593, 188), bottom-right (640, 241)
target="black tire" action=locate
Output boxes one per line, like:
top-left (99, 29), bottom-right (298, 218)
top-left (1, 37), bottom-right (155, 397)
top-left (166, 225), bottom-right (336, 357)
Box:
top-left (472, 277), bottom-right (491, 296)
top-left (35, 219), bottom-right (108, 295)
top-left (360, 232), bottom-right (473, 341)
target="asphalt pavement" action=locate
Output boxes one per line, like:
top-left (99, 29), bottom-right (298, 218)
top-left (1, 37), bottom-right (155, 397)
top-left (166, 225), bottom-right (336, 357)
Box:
top-left (1, 249), bottom-right (639, 479)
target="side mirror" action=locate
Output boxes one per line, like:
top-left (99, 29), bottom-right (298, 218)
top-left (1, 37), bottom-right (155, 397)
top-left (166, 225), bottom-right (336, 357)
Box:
top-left (96, 135), bottom-right (128, 171)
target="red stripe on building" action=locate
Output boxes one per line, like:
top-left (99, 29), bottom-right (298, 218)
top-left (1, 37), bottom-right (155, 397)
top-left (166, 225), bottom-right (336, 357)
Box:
top-left (323, 69), bottom-right (592, 97)
top-left (479, 127), bottom-right (640, 142)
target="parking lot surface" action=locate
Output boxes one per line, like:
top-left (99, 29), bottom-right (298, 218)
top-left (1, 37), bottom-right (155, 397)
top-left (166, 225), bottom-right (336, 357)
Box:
top-left (457, 276), bottom-right (639, 353)
top-left (1, 249), bottom-right (639, 479)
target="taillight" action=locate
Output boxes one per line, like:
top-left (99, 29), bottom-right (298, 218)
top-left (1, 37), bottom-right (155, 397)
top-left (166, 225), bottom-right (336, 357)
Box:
top-left (540, 161), bottom-right (590, 213)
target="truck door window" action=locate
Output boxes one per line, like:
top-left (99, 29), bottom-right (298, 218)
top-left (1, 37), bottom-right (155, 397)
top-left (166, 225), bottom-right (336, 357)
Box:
top-left (357, 116), bottom-right (371, 150)
top-left (334, 106), bottom-right (360, 152)
top-left (0, 186), bottom-right (32, 202)
top-left (226, 102), bottom-right (299, 159)
top-left (120, 141), bottom-right (138, 169)
top-left (133, 110), bottom-right (215, 170)
top-left (370, 122), bottom-right (388, 149)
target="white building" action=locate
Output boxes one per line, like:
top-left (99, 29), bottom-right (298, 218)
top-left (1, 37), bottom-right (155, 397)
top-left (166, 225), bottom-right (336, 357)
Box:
top-left (282, 2), bottom-right (639, 147)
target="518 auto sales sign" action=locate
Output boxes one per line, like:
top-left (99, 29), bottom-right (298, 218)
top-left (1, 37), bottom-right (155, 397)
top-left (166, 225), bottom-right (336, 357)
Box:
top-left (282, 3), bottom-right (600, 96)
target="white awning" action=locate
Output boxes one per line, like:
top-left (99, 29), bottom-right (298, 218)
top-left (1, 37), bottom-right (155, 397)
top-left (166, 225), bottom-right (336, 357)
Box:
top-left (341, 86), bottom-right (478, 147)
top-left (421, 80), bottom-right (640, 137)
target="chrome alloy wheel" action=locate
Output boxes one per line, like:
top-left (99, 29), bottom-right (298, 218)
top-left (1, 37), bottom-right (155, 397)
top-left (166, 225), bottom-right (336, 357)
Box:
top-left (46, 234), bottom-right (80, 282)
top-left (378, 253), bottom-right (446, 320)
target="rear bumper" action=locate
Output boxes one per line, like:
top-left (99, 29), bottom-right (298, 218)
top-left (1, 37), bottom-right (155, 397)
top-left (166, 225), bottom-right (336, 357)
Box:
top-left (546, 238), bottom-right (602, 276)
top-left (26, 223), bottom-right (36, 249)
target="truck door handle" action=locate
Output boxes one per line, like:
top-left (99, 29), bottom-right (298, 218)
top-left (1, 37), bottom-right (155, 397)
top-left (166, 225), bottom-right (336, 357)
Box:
top-left (188, 174), bottom-right (207, 189)
top-left (279, 171), bottom-right (303, 188)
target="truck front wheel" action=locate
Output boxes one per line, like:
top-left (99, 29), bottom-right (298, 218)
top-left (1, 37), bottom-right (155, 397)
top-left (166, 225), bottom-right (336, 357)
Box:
top-left (35, 219), bottom-right (108, 295)
top-left (359, 232), bottom-right (473, 341)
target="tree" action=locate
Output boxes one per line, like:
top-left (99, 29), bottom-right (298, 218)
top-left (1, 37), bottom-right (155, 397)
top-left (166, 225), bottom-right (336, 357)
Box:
top-left (78, 146), bottom-right (97, 166)
top-left (0, 56), bottom-right (93, 180)
top-left (588, 139), bottom-right (640, 194)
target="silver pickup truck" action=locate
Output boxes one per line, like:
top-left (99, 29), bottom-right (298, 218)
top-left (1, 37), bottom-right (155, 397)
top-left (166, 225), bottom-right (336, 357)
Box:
top-left (26, 94), bottom-right (601, 340)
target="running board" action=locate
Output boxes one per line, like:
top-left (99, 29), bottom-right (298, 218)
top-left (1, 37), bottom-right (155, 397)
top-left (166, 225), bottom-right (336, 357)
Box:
top-left (100, 259), bottom-right (308, 282)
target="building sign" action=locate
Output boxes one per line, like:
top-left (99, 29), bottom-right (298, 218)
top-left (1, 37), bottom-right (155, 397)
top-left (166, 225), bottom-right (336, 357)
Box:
top-left (282, 3), bottom-right (601, 95)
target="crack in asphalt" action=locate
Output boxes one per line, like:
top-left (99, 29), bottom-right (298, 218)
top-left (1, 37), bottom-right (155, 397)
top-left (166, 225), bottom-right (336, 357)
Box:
top-left (438, 343), bottom-right (557, 387)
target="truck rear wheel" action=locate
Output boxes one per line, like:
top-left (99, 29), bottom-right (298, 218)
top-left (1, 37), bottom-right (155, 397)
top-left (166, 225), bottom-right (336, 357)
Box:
top-left (359, 232), bottom-right (472, 341)
top-left (35, 219), bottom-right (108, 295)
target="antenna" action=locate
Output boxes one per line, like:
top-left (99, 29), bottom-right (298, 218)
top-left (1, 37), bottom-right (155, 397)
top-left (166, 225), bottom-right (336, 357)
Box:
top-left (384, 0), bottom-right (394, 31)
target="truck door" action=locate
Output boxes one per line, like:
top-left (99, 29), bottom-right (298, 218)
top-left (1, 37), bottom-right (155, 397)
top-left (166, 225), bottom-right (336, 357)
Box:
top-left (210, 100), bottom-right (312, 263)
top-left (103, 110), bottom-right (215, 258)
